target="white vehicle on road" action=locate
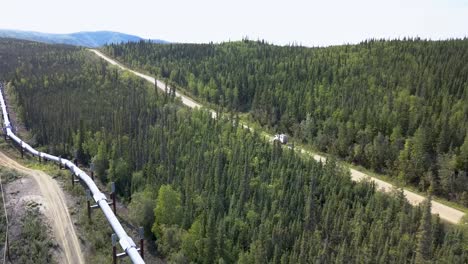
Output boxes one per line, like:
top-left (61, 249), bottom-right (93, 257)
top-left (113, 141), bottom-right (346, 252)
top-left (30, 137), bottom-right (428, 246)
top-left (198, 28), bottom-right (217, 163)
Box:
top-left (273, 134), bottom-right (288, 144)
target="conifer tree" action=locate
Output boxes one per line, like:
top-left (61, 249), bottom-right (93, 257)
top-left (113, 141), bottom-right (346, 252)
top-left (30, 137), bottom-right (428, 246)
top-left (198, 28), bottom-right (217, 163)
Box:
top-left (415, 196), bottom-right (432, 263)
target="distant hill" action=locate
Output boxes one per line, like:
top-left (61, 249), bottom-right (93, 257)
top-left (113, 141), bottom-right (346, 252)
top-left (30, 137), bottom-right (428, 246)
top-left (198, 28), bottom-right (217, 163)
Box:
top-left (0, 29), bottom-right (168, 47)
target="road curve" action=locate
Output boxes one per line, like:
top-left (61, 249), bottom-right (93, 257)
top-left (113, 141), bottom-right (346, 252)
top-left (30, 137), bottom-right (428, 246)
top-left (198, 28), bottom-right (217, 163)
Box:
top-left (0, 151), bottom-right (85, 264)
top-left (90, 49), bottom-right (466, 224)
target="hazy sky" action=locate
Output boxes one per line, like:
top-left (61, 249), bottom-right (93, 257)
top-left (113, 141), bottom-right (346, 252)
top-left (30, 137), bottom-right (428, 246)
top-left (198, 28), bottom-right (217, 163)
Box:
top-left (1, 0), bottom-right (467, 46)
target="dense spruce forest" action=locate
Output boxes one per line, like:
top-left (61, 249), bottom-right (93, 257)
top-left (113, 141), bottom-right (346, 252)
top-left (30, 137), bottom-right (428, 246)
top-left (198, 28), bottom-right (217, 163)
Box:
top-left (0, 38), bottom-right (467, 263)
top-left (102, 39), bottom-right (468, 206)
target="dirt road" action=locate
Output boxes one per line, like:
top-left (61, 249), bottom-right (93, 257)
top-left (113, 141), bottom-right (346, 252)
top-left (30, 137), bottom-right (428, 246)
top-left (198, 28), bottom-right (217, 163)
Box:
top-left (90, 49), bottom-right (465, 224)
top-left (305, 151), bottom-right (465, 224)
top-left (0, 151), bottom-right (84, 264)
top-left (90, 49), bottom-right (215, 115)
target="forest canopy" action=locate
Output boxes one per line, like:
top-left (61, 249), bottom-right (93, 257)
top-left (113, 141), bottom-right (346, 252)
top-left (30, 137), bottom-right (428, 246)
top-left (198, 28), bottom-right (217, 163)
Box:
top-left (103, 39), bottom-right (468, 205)
top-left (0, 38), bottom-right (467, 263)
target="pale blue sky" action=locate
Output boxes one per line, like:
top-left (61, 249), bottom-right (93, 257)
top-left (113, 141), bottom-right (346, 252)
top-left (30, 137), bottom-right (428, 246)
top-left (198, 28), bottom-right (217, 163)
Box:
top-left (1, 0), bottom-right (467, 46)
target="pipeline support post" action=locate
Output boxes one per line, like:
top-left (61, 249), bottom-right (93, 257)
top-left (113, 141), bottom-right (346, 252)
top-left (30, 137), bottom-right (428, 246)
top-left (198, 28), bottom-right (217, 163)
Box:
top-left (86, 189), bottom-right (101, 222)
top-left (72, 172), bottom-right (80, 187)
top-left (139, 227), bottom-right (145, 259)
top-left (86, 189), bottom-right (92, 221)
top-left (112, 229), bottom-right (144, 262)
top-left (19, 141), bottom-right (24, 158)
top-left (111, 182), bottom-right (116, 215)
top-left (112, 233), bottom-right (117, 264)
top-left (90, 162), bottom-right (95, 180)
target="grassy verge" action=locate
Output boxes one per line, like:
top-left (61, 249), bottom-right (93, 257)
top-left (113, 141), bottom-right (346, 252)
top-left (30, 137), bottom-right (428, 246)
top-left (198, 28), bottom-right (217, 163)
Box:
top-left (0, 167), bottom-right (55, 264)
top-left (10, 207), bottom-right (56, 264)
top-left (346, 162), bottom-right (468, 214)
top-left (0, 169), bottom-right (13, 250)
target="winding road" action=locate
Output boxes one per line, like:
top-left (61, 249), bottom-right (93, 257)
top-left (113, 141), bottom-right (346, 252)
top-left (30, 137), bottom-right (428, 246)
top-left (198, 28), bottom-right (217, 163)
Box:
top-left (90, 49), bottom-right (466, 224)
top-left (0, 151), bottom-right (85, 264)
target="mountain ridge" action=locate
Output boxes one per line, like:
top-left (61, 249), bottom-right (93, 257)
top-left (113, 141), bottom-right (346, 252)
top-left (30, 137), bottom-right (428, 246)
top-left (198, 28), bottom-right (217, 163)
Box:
top-left (0, 29), bottom-right (168, 47)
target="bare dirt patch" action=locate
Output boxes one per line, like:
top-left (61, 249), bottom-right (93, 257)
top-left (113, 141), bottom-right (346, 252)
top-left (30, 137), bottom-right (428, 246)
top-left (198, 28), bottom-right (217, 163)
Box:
top-left (0, 151), bottom-right (85, 264)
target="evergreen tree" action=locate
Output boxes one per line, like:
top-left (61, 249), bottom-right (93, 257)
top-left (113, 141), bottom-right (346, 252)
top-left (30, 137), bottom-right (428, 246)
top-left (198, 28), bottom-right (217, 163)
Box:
top-left (415, 197), bottom-right (432, 263)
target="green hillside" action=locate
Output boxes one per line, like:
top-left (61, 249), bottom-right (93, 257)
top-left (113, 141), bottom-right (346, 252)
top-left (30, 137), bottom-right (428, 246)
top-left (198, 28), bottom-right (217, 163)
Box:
top-left (103, 39), bottom-right (468, 206)
top-left (1, 38), bottom-right (467, 263)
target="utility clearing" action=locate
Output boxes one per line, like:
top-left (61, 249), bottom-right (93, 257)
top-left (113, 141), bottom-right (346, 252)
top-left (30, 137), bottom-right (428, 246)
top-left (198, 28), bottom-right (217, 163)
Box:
top-left (91, 49), bottom-right (465, 224)
top-left (0, 151), bottom-right (84, 264)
